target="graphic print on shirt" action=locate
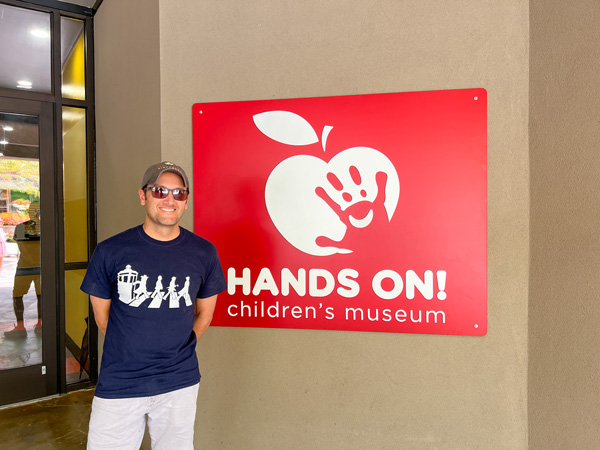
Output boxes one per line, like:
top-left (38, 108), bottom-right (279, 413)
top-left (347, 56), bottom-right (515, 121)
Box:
top-left (116, 265), bottom-right (192, 308)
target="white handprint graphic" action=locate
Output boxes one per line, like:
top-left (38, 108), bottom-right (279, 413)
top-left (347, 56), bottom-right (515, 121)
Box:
top-left (257, 111), bottom-right (400, 256)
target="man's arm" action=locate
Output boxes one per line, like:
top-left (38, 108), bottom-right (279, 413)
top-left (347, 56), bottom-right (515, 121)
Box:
top-left (90, 295), bottom-right (111, 335)
top-left (193, 294), bottom-right (218, 341)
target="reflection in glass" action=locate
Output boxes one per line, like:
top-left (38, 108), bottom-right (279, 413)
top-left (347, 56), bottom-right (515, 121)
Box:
top-left (65, 269), bottom-right (89, 383)
top-left (0, 113), bottom-right (42, 370)
top-left (0, 4), bottom-right (51, 93)
top-left (63, 107), bottom-right (88, 263)
top-left (61, 18), bottom-right (85, 100)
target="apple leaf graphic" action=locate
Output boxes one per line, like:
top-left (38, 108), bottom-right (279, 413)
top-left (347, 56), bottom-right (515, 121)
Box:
top-left (253, 111), bottom-right (319, 146)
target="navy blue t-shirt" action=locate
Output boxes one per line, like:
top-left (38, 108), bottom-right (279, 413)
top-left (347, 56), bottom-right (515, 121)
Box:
top-left (81, 225), bottom-right (226, 399)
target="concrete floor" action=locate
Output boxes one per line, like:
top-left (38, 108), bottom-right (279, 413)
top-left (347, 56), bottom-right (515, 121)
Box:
top-left (0, 389), bottom-right (94, 450)
top-left (0, 389), bottom-right (155, 450)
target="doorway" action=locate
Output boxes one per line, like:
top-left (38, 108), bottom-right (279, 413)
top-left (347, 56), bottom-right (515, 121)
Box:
top-left (0, 98), bottom-right (58, 405)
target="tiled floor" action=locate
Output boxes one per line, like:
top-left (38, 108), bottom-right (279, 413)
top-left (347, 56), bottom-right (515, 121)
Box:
top-left (0, 256), bottom-right (43, 371)
top-left (0, 389), bottom-right (94, 450)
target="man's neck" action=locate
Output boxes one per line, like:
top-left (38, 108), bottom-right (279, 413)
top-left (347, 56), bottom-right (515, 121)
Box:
top-left (142, 222), bottom-right (181, 241)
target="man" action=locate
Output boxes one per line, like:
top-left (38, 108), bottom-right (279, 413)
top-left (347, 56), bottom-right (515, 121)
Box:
top-left (81, 161), bottom-right (226, 450)
top-left (4, 203), bottom-right (42, 340)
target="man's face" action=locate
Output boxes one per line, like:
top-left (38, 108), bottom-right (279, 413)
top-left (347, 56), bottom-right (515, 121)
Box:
top-left (138, 171), bottom-right (188, 228)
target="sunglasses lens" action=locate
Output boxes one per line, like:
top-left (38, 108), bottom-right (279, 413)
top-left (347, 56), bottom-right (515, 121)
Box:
top-left (148, 186), bottom-right (188, 201)
top-left (173, 190), bottom-right (188, 201)
top-left (151, 187), bottom-right (168, 199)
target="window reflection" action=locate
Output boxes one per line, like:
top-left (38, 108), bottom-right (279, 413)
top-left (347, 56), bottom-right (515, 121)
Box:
top-left (0, 113), bottom-right (42, 370)
top-left (63, 106), bottom-right (88, 263)
top-left (65, 269), bottom-right (89, 383)
top-left (61, 18), bottom-right (85, 100)
top-left (0, 4), bottom-right (51, 93)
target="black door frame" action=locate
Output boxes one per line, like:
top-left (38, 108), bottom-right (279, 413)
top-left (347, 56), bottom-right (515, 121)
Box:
top-left (0, 96), bottom-right (58, 405)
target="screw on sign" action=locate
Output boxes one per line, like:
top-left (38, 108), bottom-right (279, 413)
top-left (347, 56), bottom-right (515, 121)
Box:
top-left (193, 89), bottom-right (488, 336)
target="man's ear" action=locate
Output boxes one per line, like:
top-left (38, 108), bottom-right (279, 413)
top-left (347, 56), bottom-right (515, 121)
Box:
top-left (139, 189), bottom-right (146, 205)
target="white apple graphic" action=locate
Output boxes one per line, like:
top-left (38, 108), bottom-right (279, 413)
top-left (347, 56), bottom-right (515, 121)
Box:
top-left (255, 111), bottom-right (400, 256)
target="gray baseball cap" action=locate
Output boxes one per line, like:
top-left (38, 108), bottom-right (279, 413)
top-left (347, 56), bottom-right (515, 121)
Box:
top-left (141, 161), bottom-right (189, 189)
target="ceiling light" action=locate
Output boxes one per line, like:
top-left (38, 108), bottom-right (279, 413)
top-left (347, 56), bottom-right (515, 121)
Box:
top-left (17, 80), bottom-right (33, 89)
top-left (0, 140), bottom-right (8, 145)
top-left (3, 126), bottom-right (13, 131)
top-left (30, 29), bottom-right (49, 38)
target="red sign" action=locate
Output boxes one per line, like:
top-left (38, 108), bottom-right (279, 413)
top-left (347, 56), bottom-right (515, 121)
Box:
top-left (193, 89), bottom-right (487, 336)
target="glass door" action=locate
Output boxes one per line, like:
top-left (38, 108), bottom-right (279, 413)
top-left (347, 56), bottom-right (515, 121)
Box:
top-left (0, 97), bottom-right (57, 405)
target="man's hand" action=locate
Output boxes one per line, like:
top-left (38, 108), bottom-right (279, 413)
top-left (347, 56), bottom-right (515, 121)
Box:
top-left (90, 296), bottom-right (111, 335)
top-left (193, 295), bottom-right (218, 341)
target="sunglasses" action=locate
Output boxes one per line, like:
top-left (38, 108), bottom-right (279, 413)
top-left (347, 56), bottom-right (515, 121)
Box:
top-left (144, 186), bottom-right (189, 201)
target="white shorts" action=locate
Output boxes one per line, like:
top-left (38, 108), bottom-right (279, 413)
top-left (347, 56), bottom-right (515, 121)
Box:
top-left (87, 383), bottom-right (199, 450)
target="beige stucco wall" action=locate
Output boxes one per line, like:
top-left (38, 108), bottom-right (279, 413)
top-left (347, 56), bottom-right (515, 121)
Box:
top-left (94, 0), bottom-right (162, 242)
top-left (93, 0), bottom-right (162, 379)
top-left (529, 1), bottom-right (600, 449)
top-left (95, 1), bottom-right (530, 448)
